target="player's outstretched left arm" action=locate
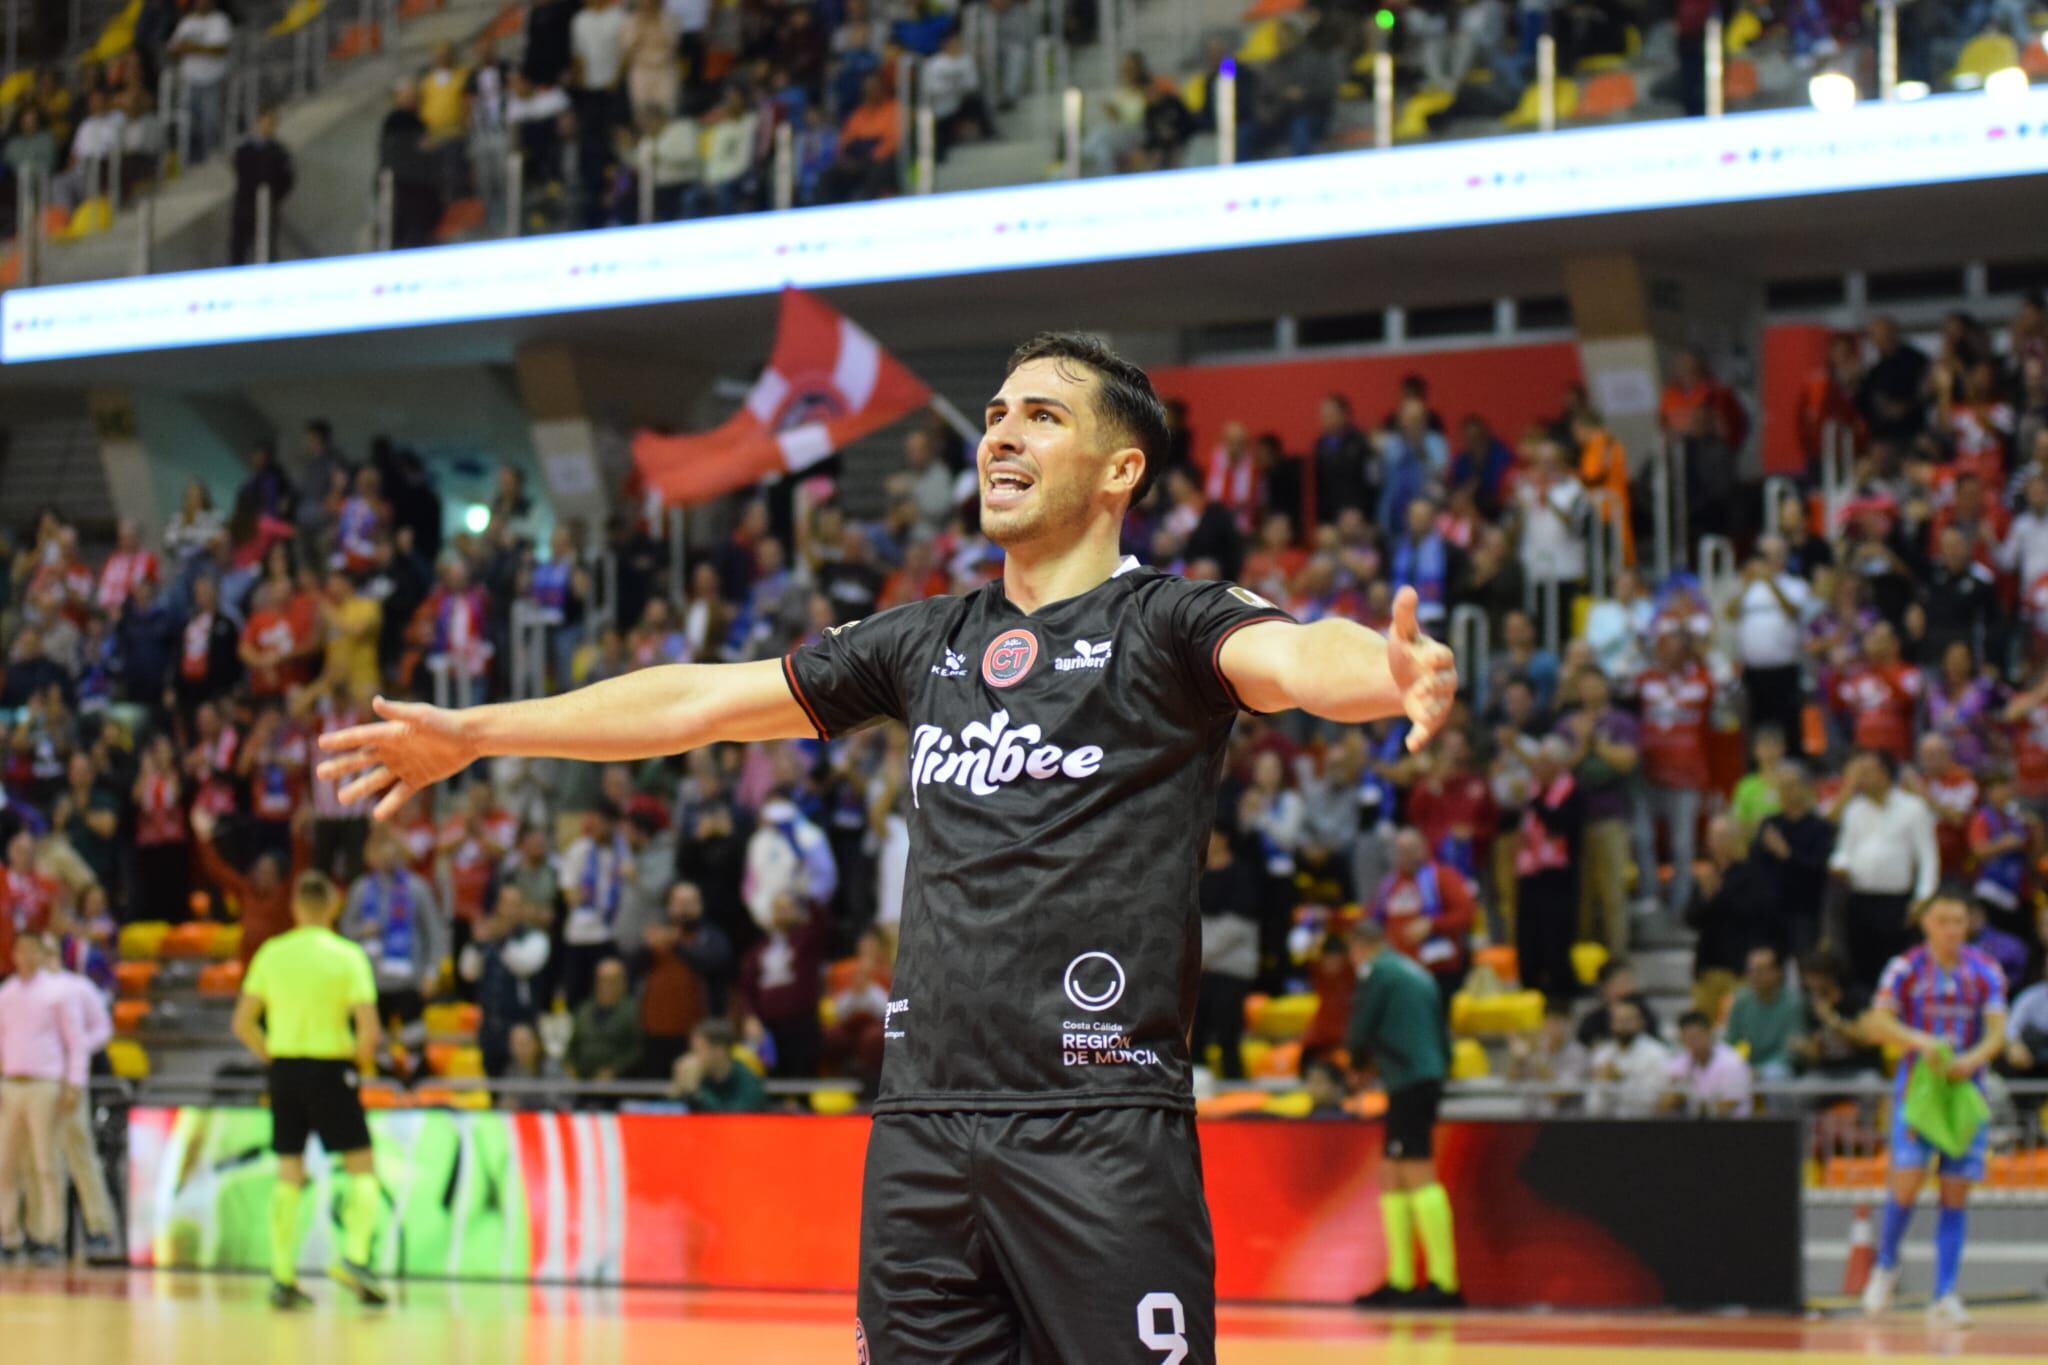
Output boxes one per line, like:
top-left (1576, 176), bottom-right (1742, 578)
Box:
top-left (1220, 585), bottom-right (1457, 752)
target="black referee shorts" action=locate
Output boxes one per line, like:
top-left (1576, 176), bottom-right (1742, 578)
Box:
top-left (856, 1107), bottom-right (1216, 1365)
top-left (268, 1058), bottom-right (373, 1158)
top-left (1383, 1079), bottom-right (1443, 1161)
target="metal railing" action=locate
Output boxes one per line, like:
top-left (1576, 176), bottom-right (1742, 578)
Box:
top-left (1449, 603), bottom-right (1490, 713)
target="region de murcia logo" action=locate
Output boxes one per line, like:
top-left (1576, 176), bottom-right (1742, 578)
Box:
top-left (1063, 951), bottom-right (1127, 1012)
top-left (932, 648), bottom-right (967, 678)
top-left (1055, 638), bottom-right (1113, 672)
top-left (982, 628), bottom-right (1039, 688)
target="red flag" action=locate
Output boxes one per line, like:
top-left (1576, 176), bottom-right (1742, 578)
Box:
top-left (633, 288), bottom-right (932, 507)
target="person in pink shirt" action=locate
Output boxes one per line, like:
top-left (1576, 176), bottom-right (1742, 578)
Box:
top-left (0, 933), bottom-right (85, 1263)
top-left (1663, 1009), bottom-right (1754, 1118)
top-left (50, 965), bottom-right (120, 1260)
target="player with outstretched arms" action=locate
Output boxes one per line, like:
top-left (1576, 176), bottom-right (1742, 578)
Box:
top-left (319, 333), bottom-right (1456, 1363)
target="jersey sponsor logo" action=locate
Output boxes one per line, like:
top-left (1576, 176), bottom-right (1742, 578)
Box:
top-left (906, 709), bottom-right (1103, 807)
top-left (883, 997), bottom-right (909, 1041)
top-left (1054, 638), bottom-right (1114, 672)
top-left (981, 628), bottom-right (1039, 687)
top-left (854, 1317), bottom-right (869, 1364)
top-left (1227, 585), bottom-right (1277, 611)
top-left (1063, 950), bottom-right (1127, 1012)
top-left (826, 618), bottom-right (862, 637)
top-left (931, 648), bottom-right (967, 678)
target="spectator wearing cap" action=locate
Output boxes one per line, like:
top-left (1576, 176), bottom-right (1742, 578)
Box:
top-left (1634, 618), bottom-right (1714, 918)
top-left (1664, 1009), bottom-right (1753, 1117)
top-left (1829, 751), bottom-right (1939, 989)
top-left (1556, 665), bottom-right (1639, 954)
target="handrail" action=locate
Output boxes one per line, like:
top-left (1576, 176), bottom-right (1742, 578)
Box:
top-left (1448, 603), bottom-right (1490, 713)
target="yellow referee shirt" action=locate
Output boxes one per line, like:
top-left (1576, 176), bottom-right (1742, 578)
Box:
top-left (243, 926), bottom-right (377, 1060)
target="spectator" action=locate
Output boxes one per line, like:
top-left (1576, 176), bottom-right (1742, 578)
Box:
top-left (1514, 433), bottom-right (1590, 603)
top-left (342, 826), bottom-right (447, 1027)
top-left (743, 791), bottom-right (836, 932)
top-left (1792, 949), bottom-right (1882, 1078)
top-left (1557, 665), bottom-right (1638, 951)
top-left (570, 0), bottom-right (630, 140)
top-left (1830, 751), bottom-right (1940, 989)
top-left (1831, 621), bottom-right (1920, 762)
top-left (1506, 999), bottom-right (1590, 1113)
top-left (168, 0), bottom-right (233, 163)
top-left (1724, 946), bottom-right (1805, 1080)
top-left (227, 109), bottom-right (295, 267)
top-left (696, 86), bottom-right (760, 214)
top-left (623, 0), bottom-right (680, 123)
top-left (495, 1022), bottom-right (565, 1107)
top-left (818, 73), bottom-right (899, 203)
top-left (1687, 814), bottom-right (1773, 1016)
top-left (1378, 398), bottom-right (1446, 536)
top-left (1577, 956), bottom-right (1662, 1048)
top-left (736, 890), bottom-right (827, 1078)
top-left (1589, 998), bottom-right (1672, 1117)
top-left (649, 102), bottom-right (703, 219)
top-left (1156, 466), bottom-right (1243, 581)
top-left (1238, 752), bottom-right (1305, 991)
top-left (1512, 735), bottom-right (1581, 1004)
top-left (560, 801), bottom-right (631, 1007)
top-left (1256, 22), bottom-right (1338, 159)
top-left (1664, 1009), bottom-right (1753, 1117)
top-left (1574, 408), bottom-right (1634, 569)
top-left (1726, 540), bottom-right (1812, 750)
top-left (378, 81), bottom-right (443, 251)
top-left (1966, 769), bottom-right (2034, 933)
top-left (566, 956), bottom-right (643, 1088)
top-left (1369, 825), bottom-right (1478, 1004)
top-left (669, 1018), bottom-right (767, 1112)
top-left (921, 31), bottom-right (991, 159)
top-left (1912, 525), bottom-right (2002, 668)
top-left (2004, 976), bottom-right (2048, 1077)
top-left (1730, 727), bottom-right (1787, 839)
top-left (1753, 759), bottom-right (1835, 958)
top-left (633, 881), bottom-right (733, 1078)
top-left (1966, 900), bottom-right (2030, 992)
top-left (458, 884), bottom-right (551, 1076)
top-left (1859, 315), bottom-right (1930, 445)
top-left (1192, 829), bottom-right (1259, 1080)
top-left (1312, 394), bottom-right (1376, 527)
top-left (1634, 619), bottom-right (1714, 917)
top-left (1997, 474), bottom-right (2048, 605)
top-left (1389, 497), bottom-right (1457, 632)
top-left (0, 933), bottom-right (83, 1265)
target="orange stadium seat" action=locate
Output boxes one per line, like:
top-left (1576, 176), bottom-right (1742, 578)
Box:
top-left (1241, 0), bottom-right (1306, 17)
top-left (483, 2), bottom-right (524, 41)
top-left (1194, 1090), bottom-right (1271, 1119)
top-left (1473, 944), bottom-right (1518, 984)
top-left (361, 1087), bottom-right (401, 1109)
top-left (435, 197), bottom-right (486, 241)
top-left (162, 922), bottom-right (217, 959)
top-left (1724, 60), bottom-right (1760, 103)
top-left (113, 1000), bottom-right (150, 1036)
top-left (197, 960), bottom-right (245, 997)
top-left (1576, 71), bottom-right (1638, 119)
top-left (114, 961), bottom-right (159, 997)
top-left (1251, 1041), bottom-right (1302, 1078)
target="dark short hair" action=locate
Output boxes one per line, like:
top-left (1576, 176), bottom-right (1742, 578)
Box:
top-left (1349, 916), bottom-right (1387, 945)
top-left (1800, 948), bottom-right (1847, 985)
top-left (1004, 332), bottom-right (1169, 508)
top-left (1595, 956), bottom-right (1632, 986)
top-left (694, 1018), bottom-right (738, 1049)
top-left (1678, 1010), bottom-right (1712, 1031)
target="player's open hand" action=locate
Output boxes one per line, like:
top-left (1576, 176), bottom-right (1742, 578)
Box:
top-left (316, 695), bottom-right (478, 821)
top-left (1386, 586), bottom-right (1458, 753)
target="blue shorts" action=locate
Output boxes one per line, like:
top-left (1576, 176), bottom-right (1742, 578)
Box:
top-left (1888, 1106), bottom-right (1987, 1182)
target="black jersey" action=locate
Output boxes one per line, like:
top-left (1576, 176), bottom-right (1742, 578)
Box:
top-left (784, 558), bottom-right (1293, 1114)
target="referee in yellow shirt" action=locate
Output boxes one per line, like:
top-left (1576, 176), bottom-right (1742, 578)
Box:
top-left (232, 870), bottom-right (387, 1309)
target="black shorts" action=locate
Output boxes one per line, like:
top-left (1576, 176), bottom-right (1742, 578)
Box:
top-left (857, 1107), bottom-right (1216, 1365)
top-left (1383, 1079), bottom-right (1442, 1160)
top-left (268, 1058), bottom-right (372, 1157)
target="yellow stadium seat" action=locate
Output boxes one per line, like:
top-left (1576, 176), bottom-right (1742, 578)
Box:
top-left (1450, 1037), bottom-right (1491, 1081)
top-left (1725, 8), bottom-right (1763, 53)
top-left (1455, 990), bottom-right (1545, 1034)
top-left (1237, 19), bottom-right (1283, 64)
top-left (445, 1047), bottom-right (485, 1078)
top-left (1239, 1039), bottom-right (1272, 1075)
top-left (422, 1002), bottom-right (464, 1036)
top-left (57, 196), bottom-right (113, 240)
top-left (1396, 88), bottom-right (1454, 140)
top-left (83, 0), bottom-right (140, 64)
top-left (268, 0), bottom-right (324, 36)
top-left (1252, 1041), bottom-right (1302, 1077)
top-left (810, 1089), bottom-right (858, 1115)
top-left (1249, 993), bottom-right (1318, 1040)
top-left (1952, 33), bottom-right (2021, 88)
top-left (0, 69), bottom-right (34, 110)
top-left (1180, 73), bottom-right (1207, 114)
top-left (107, 1039), bottom-right (151, 1079)
top-left (1260, 1090), bottom-right (1315, 1118)
top-left (118, 922), bottom-right (171, 961)
top-left (1571, 940), bottom-right (1609, 987)
top-left (1195, 1090), bottom-right (1271, 1119)
top-left (1503, 78), bottom-right (1578, 130)
top-left (209, 923), bottom-right (241, 959)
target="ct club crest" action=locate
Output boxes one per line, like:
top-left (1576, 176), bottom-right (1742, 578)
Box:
top-left (982, 628), bottom-right (1039, 688)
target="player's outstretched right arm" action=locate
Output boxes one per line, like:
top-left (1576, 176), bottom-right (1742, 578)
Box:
top-left (316, 659), bottom-right (813, 820)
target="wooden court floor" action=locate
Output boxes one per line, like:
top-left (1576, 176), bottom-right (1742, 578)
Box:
top-left (3, 1270), bottom-right (2046, 1363)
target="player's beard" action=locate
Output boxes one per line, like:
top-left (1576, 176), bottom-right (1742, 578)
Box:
top-left (982, 476), bottom-right (1089, 552)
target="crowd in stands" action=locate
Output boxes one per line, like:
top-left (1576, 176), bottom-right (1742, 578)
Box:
top-left (2, 299), bottom-right (2048, 1117)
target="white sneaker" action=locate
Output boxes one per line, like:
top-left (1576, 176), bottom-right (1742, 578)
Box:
top-left (1927, 1294), bottom-right (1971, 1327)
top-left (1861, 1265), bottom-right (1899, 1317)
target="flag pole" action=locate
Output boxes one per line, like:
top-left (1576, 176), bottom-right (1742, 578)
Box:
top-left (928, 393), bottom-right (979, 446)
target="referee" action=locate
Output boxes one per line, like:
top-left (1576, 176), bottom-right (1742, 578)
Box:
top-left (1348, 916), bottom-right (1463, 1310)
top-left (231, 870), bottom-right (387, 1309)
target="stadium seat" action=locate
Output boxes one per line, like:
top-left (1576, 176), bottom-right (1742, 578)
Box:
top-left (1260, 1090), bottom-right (1315, 1118)
top-left (398, 0), bottom-right (442, 17)
top-left (810, 1089), bottom-right (858, 1115)
top-left (1571, 941), bottom-right (1609, 987)
top-left (0, 69), bottom-right (33, 110)
top-left (1238, 1039), bottom-right (1272, 1075)
top-left (83, 0), bottom-right (140, 63)
top-left (329, 20), bottom-right (383, 60)
top-left (0, 248), bottom-right (18, 289)
top-left (114, 961), bottom-right (159, 997)
top-left (1725, 8), bottom-right (1763, 53)
top-left (1395, 89), bottom-right (1455, 141)
top-left (483, 2), bottom-right (524, 42)
top-left (118, 922), bottom-right (171, 961)
top-left (1248, 993), bottom-right (1317, 1040)
top-left (196, 960), bottom-right (245, 997)
top-left (1575, 72), bottom-right (1638, 119)
top-left (1450, 1037), bottom-right (1491, 1080)
top-left (114, 1000), bottom-right (150, 1036)
top-left (1723, 59), bottom-right (1760, 103)
top-left (826, 958), bottom-right (861, 996)
top-left (2025, 41), bottom-right (2048, 78)
top-left (445, 1046), bottom-right (485, 1078)
top-left (1242, 0), bottom-right (1306, 18)
top-left (57, 197), bottom-right (114, 240)
top-left (1342, 1090), bottom-right (1389, 1119)
top-left (162, 922), bottom-right (217, 959)
top-left (1502, 79), bottom-right (1578, 130)
top-left (1194, 1090), bottom-right (1271, 1119)
top-left (435, 197), bottom-right (486, 241)
top-left (1472, 944), bottom-right (1518, 985)
top-left (107, 1039), bottom-right (151, 1080)
top-left (425, 1042), bottom-right (459, 1076)
top-left (360, 1087), bottom-right (401, 1109)
top-left (1180, 73), bottom-right (1207, 114)
top-left (1450, 989), bottom-right (1544, 1034)
top-left (267, 0), bottom-right (323, 37)
top-left (1573, 26), bottom-right (1640, 74)
top-left (1251, 1041), bottom-right (1301, 1077)
top-left (1237, 20), bottom-right (1284, 64)
top-left (210, 923), bottom-right (242, 959)
top-left (1951, 34), bottom-right (2021, 88)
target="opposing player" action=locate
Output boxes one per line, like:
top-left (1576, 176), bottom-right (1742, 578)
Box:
top-left (317, 333), bottom-right (1456, 1362)
top-left (1859, 895), bottom-right (2007, 1326)
top-left (232, 870), bottom-right (388, 1309)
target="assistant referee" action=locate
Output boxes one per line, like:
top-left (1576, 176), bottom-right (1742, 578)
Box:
top-left (1347, 916), bottom-right (1462, 1310)
top-left (231, 870), bottom-right (387, 1309)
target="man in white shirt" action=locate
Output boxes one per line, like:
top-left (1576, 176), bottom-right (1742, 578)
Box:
top-left (55, 89), bottom-right (126, 207)
top-left (1514, 437), bottom-right (1589, 589)
top-left (1998, 474), bottom-right (2048, 603)
top-left (1664, 1009), bottom-right (1754, 1117)
top-left (51, 964), bottom-right (121, 1260)
top-left (1829, 750), bottom-right (1940, 990)
top-left (650, 108), bottom-right (703, 219)
top-left (920, 30), bottom-right (992, 159)
top-left (1589, 999), bottom-right (1671, 1117)
top-left (571, 0), bottom-right (629, 118)
top-left (1725, 536), bottom-right (1812, 752)
top-left (697, 87), bottom-right (758, 215)
top-left (168, 0), bottom-right (235, 163)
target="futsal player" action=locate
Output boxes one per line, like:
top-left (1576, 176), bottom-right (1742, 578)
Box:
top-left (1859, 895), bottom-right (2007, 1326)
top-left (1346, 917), bottom-right (1461, 1310)
top-left (232, 870), bottom-right (388, 1310)
top-left (317, 333), bottom-right (1458, 1363)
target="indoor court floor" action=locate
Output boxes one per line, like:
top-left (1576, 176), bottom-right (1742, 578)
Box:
top-left (4, 1272), bottom-right (2047, 1364)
